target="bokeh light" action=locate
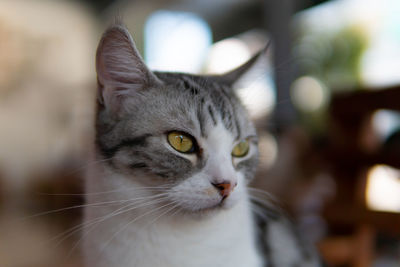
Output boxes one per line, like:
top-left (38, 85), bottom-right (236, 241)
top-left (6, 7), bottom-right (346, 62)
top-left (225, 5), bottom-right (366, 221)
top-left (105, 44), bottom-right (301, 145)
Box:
top-left (366, 165), bottom-right (400, 213)
top-left (205, 38), bottom-right (251, 74)
top-left (291, 76), bottom-right (329, 112)
top-left (145, 10), bottom-right (212, 73)
top-left (371, 110), bottom-right (400, 141)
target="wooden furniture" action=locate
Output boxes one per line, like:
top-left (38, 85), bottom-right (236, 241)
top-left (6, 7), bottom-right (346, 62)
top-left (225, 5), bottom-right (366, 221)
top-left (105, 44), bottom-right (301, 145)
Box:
top-left (319, 85), bottom-right (400, 266)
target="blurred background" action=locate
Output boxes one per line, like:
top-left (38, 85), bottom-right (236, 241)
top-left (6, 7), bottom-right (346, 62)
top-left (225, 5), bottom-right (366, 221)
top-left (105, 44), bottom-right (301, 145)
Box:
top-left (1, 0), bottom-right (400, 266)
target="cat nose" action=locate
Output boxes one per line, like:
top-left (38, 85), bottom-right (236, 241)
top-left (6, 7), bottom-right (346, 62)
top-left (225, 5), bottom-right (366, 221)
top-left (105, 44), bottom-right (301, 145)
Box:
top-left (211, 181), bottom-right (237, 198)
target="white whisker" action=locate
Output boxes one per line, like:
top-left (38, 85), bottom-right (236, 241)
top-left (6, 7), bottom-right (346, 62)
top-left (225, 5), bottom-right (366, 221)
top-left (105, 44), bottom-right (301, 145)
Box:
top-left (61, 196), bottom-right (171, 259)
top-left (99, 201), bottom-right (177, 253)
top-left (46, 201), bottom-right (140, 249)
top-left (19, 192), bottom-right (170, 222)
top-left (36, 184), bottom-right (173, 196)
top-left (43, 194), bottom-right (170, 247)
top-left (147, 202), bottom-right (180, 227)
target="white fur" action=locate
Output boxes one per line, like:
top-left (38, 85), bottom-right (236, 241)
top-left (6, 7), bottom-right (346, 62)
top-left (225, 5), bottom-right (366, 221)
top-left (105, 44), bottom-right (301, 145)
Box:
top-left (84, 124), bottom-right (263, 267)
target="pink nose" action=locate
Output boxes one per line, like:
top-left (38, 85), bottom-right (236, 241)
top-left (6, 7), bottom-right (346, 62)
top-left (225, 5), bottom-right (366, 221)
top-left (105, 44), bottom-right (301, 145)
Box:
top-left (211, 181), bottom-right (237, 198)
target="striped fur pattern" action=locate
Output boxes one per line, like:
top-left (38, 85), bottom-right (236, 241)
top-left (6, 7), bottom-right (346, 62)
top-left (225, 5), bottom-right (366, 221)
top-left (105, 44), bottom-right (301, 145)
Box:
top-left (252, 201), bottom-right (322, 266)
top-left (83, 23), bottom-right (321, 267)
top-left (95, 71), bottom-right (258, 182)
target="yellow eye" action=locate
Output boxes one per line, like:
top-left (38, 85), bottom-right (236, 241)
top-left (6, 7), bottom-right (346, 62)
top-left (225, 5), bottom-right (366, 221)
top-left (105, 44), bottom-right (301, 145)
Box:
top-left (167, 131), bottom-right (195, 153)
top-left (232, 140), bottom-right (250, 157)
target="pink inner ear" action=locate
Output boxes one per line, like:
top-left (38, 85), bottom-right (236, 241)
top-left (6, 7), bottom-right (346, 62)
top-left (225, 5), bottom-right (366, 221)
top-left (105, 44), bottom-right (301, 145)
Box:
top-left (95, 25), bottom-right (160, 112)
top-left (97, 26), bottom-right (147, 88)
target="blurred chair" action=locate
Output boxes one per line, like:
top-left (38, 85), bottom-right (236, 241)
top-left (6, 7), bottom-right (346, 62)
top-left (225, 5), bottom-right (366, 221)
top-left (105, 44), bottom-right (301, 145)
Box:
top-left (319, 85), bottom-right (400, 266)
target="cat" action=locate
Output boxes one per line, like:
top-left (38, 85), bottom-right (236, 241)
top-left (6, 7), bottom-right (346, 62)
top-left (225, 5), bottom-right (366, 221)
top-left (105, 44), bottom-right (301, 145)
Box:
top-left (83, 22), bottom-right (321, 267)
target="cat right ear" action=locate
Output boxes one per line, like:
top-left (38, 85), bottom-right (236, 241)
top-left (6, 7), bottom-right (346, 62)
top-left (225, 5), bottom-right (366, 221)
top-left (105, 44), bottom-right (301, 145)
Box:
top-left (215, 43), bottom-right (270, 87)
top-left (96, 24), bottom-right (161, 113)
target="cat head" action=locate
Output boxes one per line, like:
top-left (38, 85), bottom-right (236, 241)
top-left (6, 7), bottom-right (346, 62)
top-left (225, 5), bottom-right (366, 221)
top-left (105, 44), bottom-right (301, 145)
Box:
top-left (95, 24), bottom-right (263, 214)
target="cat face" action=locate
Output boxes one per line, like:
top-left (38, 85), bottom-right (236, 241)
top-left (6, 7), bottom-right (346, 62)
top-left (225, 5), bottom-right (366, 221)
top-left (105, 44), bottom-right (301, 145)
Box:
top-left (95, 25), bottom-right (260, 214)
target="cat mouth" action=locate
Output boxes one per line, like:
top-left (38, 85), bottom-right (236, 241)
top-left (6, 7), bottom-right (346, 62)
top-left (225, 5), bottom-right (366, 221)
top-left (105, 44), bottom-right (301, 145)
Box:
top-left (195, 196), bottom-right (230, 213)
top-left (174, 192), bottom-right (237, 215)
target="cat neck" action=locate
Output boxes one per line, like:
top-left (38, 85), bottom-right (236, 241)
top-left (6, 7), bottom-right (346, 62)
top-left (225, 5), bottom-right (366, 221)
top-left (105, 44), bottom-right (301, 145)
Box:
top-left (84, 164), bottom-right (264, 267)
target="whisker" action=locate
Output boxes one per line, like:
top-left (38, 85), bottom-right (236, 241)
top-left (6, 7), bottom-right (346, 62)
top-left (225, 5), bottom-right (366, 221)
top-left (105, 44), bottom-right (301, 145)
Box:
top-left (250, 204), bottom-right (269, 220)
top-left (55, 203), bottom-right (135, 247)
top-left (166, 205), bottom-right (182, 220)
top-left (56, 195), bottom-right (171, 257)
top-left (247, 188), bottom-right (284, 213)
top-left (249, 194), bottom-right (279, 209)
top-left (99, 201), bottom-right (177, 253)
top-left (19, 201), bottom-right (126, 222)
top-left (247, 187), bottom-right (278, 202)
top-left (44, 201), bottom-right (139, 250)
top-left (20, 192), bottom-right (170, 222)
top-left (35, 184), bottom-right (173, 196)
top-left (69, 196), bottom-right (172, 255)
top-left (147, 202), bottom-right (180, 227)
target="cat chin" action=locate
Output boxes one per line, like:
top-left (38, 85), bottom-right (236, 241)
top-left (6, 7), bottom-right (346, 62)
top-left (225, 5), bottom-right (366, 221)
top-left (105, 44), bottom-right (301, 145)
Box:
top-left (176, 196), bottom-right (240, 219)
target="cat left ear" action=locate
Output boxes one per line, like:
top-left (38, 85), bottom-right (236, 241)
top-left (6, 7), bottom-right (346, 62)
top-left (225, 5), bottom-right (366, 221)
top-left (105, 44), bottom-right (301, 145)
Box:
top-left (96, 24), bottom-right (161, 113)
top-left (215, 44), bottom-right (270, 87)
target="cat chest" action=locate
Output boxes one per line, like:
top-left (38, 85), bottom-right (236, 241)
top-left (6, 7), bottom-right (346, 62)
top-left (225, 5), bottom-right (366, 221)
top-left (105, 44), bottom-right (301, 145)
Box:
top-left (123, 221), bottom-right (264, 267)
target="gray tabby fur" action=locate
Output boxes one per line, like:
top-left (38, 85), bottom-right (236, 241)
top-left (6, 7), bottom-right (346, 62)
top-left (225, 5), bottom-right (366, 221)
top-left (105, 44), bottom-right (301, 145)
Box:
top-left (84, 23), bottom-right (321, 267)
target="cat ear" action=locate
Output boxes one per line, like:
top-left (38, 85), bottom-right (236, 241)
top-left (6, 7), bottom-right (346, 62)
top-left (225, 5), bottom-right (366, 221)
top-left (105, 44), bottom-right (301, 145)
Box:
top-left (215, 44), bottom-right (269, 87)
top-left (96, 24), bottom-right (161, 113)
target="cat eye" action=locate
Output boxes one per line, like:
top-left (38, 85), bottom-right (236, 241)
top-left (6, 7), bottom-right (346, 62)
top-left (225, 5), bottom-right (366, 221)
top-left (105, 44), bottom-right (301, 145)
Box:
top-left (231, 140), bottom-right (250, 157)
top-left (167, 131), bottom-right (195, 153)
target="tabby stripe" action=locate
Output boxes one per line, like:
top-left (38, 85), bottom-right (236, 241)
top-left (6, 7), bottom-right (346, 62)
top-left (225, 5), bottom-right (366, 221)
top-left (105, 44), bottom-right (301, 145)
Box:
top-left (182, 76), bottom-right (201, 93)
top-left (263, 223), bottom-right (274, 267)
top-left (251, 200), bottom-right (285, 267)
top-left (208, 105), bottom-right (217, 126)
top-left (253, 211), bottom-right (273, 267)
top-left (219, 86), bottom-right (239, 136)
top-left (97, 134), bottom-right (151, 158)
top-left (197, 97), bottom-right (206, 137)
top-left (212, 90), bottom-right (228, 124)
top-left (154, 171), bottom-right (170, 178)
top-left (129, 162), bottom-right (148, 169)
top-left (289, 223), bottom-right (313, 261)
top-left (232, 107), bottom-right (241, 140)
